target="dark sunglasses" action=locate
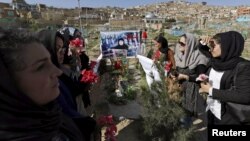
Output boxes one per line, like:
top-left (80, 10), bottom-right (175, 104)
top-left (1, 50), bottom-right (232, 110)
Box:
top-left (178, 41), bottom-right (186, 47)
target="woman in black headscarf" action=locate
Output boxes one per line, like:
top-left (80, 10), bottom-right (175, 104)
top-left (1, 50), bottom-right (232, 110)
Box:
top-left (37, 29), bottom-right (96, 141)
top-left (199, 31), bottom-right (250, 125)
top-left (0, 28), bottom-right (84, 140)
top-left (112, 38), bottom-right (129, 50)
top-left (57, 27), bottom-right (91, 108)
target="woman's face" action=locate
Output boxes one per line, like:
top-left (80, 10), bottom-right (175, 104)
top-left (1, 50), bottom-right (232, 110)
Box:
top-left (209, 40), bottom-right (222, 58)
top-left (56, 37), bottom-right (65, 64)
top-left (153, 40), bottom-right (161, 49)
top-left (119, 39), bottom-right (124, 46)
top-left (178, 36), bottom-right (186, 52)
top-left (13, 42), bottom-right (62, 105)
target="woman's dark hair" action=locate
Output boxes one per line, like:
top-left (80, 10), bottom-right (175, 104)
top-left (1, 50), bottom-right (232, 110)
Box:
top-left (212, 34), bottom-right (221, 44)
top-left (118, 38), bottom-right (124, 42)
top-left (154, 35), bottom-right (169, 61)
top-left (0, 28), bottom-right (40, 71)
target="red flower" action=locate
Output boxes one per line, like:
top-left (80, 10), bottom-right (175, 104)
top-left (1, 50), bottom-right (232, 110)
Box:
top-left (90, 61), bottom-right (97, 70)
top-left (97, 115), bottom-right (117, 141)
top-left (152, 50), bottom-right (161, 60)
top-left (200, 74), bottom-right (208, 81)
top-left (80, 69), bottom-right (98, 83)
top-left (105, 125), bottom-right (117, 141)
top-left (114, 60), bottom-right (122, 70)
top-left (196, 74), bottom-right (209, 82)
top-left (106, 115), bottom-right (114, 125)
top-left (97, 115), bottom-right (114, 126)
top-left (165, 62), bottom-right (172, 72)
top-left (70, 38), bottom-right (83, 48)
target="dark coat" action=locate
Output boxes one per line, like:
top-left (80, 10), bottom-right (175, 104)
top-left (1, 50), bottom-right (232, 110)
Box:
top-left (0, 29), bottom-right (83, 141)
top-left (208, 58), bottom-right (250, 125)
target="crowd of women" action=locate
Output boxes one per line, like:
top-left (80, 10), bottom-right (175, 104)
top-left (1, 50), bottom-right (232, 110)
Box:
top-left (1, 26), bottom-right (250, 141)
top-left (152, 31), bottom-right (250, 126)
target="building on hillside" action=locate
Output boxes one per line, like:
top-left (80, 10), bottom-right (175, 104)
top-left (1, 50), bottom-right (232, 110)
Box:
top-left (80, 7), bottom-right (106, 24)
top-left (12, 0), bottom-right (29, 10)
top-left (27, 10), bottom-right (41, 19)
top-left (0, 2), bottom-right (17, 18)
top-left (0, 2), bottom-right (11, 9)
top-left (109, 10), bottom-right (144, 29)
top-left (29, 4), bottom-right (37, 11)
top-left (237, 7), bottom-right (250, 16)
top-left (144, 12), bottom-right (165, 30)
top-left (0, 2), bottom-right (19, 28)
top-left (41, 9), bottom-right (64, 22)
top-left (37, 4), bottom-right (47, 12)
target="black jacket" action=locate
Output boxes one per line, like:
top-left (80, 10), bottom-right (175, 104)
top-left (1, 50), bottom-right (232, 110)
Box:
top-left (208, 58), bottom-right (250, 124)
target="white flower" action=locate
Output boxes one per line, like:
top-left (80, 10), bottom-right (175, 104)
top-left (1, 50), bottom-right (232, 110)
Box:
top-left (196, 74), bottom-right (209, 82)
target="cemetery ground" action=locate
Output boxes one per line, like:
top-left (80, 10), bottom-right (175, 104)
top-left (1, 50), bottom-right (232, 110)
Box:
top-left (83, 34), bottom-right (250, 141)
top-left (82, 56), bottom-right (207, 141)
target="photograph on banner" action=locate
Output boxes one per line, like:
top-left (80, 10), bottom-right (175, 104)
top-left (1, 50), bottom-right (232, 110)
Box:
top-left (100, 30), bottom-right (141, 58)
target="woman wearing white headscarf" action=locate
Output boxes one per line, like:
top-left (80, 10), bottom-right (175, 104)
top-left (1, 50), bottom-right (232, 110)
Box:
top-left (173, 33), bottom-right (209, 125)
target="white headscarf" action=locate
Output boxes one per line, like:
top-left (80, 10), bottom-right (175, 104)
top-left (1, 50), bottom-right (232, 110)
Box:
top-left (174, 33), bottom-right (209, 70)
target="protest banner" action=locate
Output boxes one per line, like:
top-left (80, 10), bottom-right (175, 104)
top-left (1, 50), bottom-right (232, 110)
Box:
top-left (100, 30), bottom-right (141, 58)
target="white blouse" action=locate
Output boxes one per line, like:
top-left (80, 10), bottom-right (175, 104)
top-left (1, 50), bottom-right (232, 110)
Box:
top-left (206, 68), bottom-right (224, 120)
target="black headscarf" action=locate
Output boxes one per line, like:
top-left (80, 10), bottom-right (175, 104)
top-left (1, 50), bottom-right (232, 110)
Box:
top-left (58, 27), bottom-right (80, 65)
top-left (38, 29), bottom-right (64, 68)
top-left (112, 38), bottom-right (129, 50)
top-left (0, 30), bottom-right (83, 141)
top-left (199, 31), bottom-right (244, 71)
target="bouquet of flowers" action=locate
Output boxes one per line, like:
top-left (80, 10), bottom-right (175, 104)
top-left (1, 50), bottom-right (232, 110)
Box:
top-left (70, 37), bottom-right (84, 48)
top-left (164, 62), bottom-right (172, 73)
top-left (196, 74), bottom-right (209, 99)
top-left (152, 50), bottom-right (161, 60)
top-left (97, 115), bottom-right (117, 141)
top-left (90, 61), bottom-right (97, 70)
top-left (80, 69), bottom-right (98, 84)
top-left (196, 74), bottom-right (209, 83)
top-left (114, 60), bottom-right (122, 70)
top-left (68, 37), bottom-right (84, 56)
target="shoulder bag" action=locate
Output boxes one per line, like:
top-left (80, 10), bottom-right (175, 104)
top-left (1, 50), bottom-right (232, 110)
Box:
top-left (227, 62), bottom-right (250, 123)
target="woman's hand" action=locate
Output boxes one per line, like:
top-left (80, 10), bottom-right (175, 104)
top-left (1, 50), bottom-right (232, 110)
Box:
top-left (199, 82), bottom-right (212, 93)
top-left (200, 36), bottom-right (211, 45)
top-left (169, 73), bottom-right (177, 81)
top-left (177, 73), bottom-right (189, 80)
